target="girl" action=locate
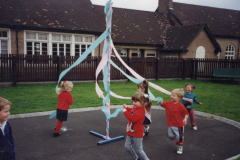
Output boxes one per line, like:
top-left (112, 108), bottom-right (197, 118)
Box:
top-left (137, 79), bottom-right (151, 136)
top-left (54, 81), bottom-right (74, 137)
top-left (182, 84), bottom-right (202, 131)
top-left (123, 92), bottom-right (152, 160)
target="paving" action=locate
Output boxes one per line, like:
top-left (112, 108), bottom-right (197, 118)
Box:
top-left (8, 106), bottom-right (240, 160)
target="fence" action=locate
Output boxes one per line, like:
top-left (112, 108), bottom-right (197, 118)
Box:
top-left (1, 54), bottom-right (240, 85)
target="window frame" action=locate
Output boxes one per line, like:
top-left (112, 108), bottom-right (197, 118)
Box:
top-left (25, 31), bottom-right (49, 56)
top-left (225, 44), bottom-right (235, 60)
top-left (24, 31), bottom-right (95, 56)
top-left (131, 50), bottom-right (140, 58)
top-left (120, 49), bottom-right (127, 57)
top-left (0, 28), bottom-right (11, 54)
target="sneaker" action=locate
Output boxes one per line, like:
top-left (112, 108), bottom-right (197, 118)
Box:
top-left (144, 126), bottom-right (149, 136)
top-left (53, 132), bottom-right (61, 137)
top-left (177, 146), bottom-right (183, 154)
top-left (193, 126), bottom-right (198, 131)
top-left (145, 130), bottom-right (149, 136)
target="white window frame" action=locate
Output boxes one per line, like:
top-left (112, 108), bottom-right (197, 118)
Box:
top-left (120, 49), bottom-right (127, 57)
top-left (25, 31), bottom-right (49, 55)
top-left (225, 44), bottom-right (235, 60)
top-left (74, 35), bottom-right (94, 57)
top-left (146, 50), bottom-right (156, 58)
top-left (0, 28), bottom-right (11, 54)
top-left (131, 50), bottom-right (140, 57)
top-left (24, 31), bottom-right (95, 56)
top-left (52, 43), bottom-right (71, 56)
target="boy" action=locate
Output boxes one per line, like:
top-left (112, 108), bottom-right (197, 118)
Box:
top-left (158, 89), bottom-right (189, 154)
top-left (0, 97), bottom-right (15, 160)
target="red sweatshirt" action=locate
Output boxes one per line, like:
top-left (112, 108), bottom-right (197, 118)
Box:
top-left (57, 91), bottom-right (73, 110)
top-left (161, 101), bottom-right (189, 127)
top-left (123, 106), bottom-right (145, 138)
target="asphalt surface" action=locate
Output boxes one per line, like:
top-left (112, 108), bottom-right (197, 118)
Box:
top-left (9, 108), bottom-right (240, 160)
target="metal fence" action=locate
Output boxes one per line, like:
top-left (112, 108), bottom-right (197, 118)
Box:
top-left (1, 54), bottom-right (240, 85)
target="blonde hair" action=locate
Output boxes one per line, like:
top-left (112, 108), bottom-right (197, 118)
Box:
top-left (0, 97), bottom-right (12, 111)
top-left (137, 79), bottom-right (149, 94)
top-left (132, 92), bottom-right (152, 113)
top-left (56, 81), bottom-right (73, 94)
top-left (172, 88), bottom-right (184, 99)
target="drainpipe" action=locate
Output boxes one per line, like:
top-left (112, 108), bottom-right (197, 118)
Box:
top-left (238, 38), bottom-right (240, 60)
top-left (16, 25), bottom-right (19, 55)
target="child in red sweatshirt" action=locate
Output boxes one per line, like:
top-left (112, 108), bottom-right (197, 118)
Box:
top-left (123, 92), bottom-right (151, 160)
top-left (54, 81), bottom-right (74, 137)
top-left (158, 88), bottom-right (189, 154)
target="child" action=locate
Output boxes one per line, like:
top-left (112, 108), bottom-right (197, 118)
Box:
top-left (158, 89), bottom-right (189, 154)
top-left (0, 97), bottom-right (15, 160)
top-left (54, 81), bottom-right (74, 137)
top-left (123, 92), bottom-right (151, 160)
top-left (137, 79), bottom-right (151, 136)
top-left (182, 84), bottom-right (202, 131)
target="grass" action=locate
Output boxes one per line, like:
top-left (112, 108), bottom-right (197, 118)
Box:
top-left (0, 79), bottom-right (240, 122)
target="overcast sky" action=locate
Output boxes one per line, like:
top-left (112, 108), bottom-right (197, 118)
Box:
top-left (90, 0), bottom-right (240, 11)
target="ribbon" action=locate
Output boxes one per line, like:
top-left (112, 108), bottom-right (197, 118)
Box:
top-left (110, 41), bottom-right (192, 103)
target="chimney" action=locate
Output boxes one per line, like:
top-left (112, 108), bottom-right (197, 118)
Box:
top-left (157, 0), bottom-right (173, 18)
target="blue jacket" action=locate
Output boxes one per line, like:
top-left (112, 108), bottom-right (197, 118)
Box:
top-left (0, 121), bottom-right (15, 160)
top-left (182, 92), bottom-right (200, 109)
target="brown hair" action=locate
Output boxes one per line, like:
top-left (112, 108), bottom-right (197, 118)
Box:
top-left (137, 79), bottom-right (149, 94)
top-left (172, 88), bottom-right (184, 99)
top-left (0, 97), bottom-right (12, 111)
top-left (132, 92), bottom-right (152, 113)
top-left (185, 84), bottom-right (195, 90)
top-left (56, 81), bottom-right (73, 94)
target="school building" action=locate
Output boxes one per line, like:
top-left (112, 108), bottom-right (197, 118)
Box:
top-left (0, 0), bottom-right (239, 59)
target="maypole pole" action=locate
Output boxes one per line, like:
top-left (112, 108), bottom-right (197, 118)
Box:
top-left (89, 0), bottom-right (124, 145)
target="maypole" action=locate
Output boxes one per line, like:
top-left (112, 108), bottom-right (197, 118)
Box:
top-left (89, 0), bottom-right (124, 145)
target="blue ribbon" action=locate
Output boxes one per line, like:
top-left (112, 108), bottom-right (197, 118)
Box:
top-left (110, 60), bottom-right (163, 103)
top-left (55, 29), bottom-right (109, 92)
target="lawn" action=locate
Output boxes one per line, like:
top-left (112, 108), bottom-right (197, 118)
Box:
top-left (0, 79), bottom-right (240, 122)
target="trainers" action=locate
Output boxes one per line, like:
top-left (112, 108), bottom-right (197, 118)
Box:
top-left (145, 130), bottom-right (149, 136)
top-left (193, 126), bottom-right (198, 131)
top-left (53, 132), bottom-right (61, 137)
top-left (177, 146), bottom-right (183, 154)
top-left (144, 126), bottom-right (149, 136)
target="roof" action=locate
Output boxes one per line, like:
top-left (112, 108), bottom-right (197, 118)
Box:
top-left (163, 23), bottom-right (221, 52)
top-left (0, 0), bottom-right (170, 46)
top-left (171, 2), bottom-right (240, 38)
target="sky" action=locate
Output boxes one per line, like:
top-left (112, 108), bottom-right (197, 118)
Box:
top-left (90, 0), bottom-right (240, 12)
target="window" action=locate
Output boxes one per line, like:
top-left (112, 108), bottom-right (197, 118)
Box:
top-left (75, 36), bottom-right (83, 42)
top-left (132, 53), bottom-right (140, 57)
top-left (52, 43), bottom-right (71, 56)
top-left (147, 53), bottom-right (156, 57)
top-left (84, 37), bottom-right (92, 43)
top-left (75, 44), bottom-right (91, 57)
top-left (25, 31), bottom-right (94, 56)
top-left (120, 49), bottom-right (127, 57)
top-left (1, 41), bottom-right (8, 54)
top-left (121, 52), bottom-right (127, 57)
top-left (225, 44), bottom-right (235, 59)
top-left (0, 29), bottom-right (10, 54)
top-left (0, 31), bottom-right (7, 38)
top-left (131, 50), bottom-right (141, 57)
top-left (26, 42), bottom-right (48, 55)
top-left (25, 32), bottom-right (48, 55)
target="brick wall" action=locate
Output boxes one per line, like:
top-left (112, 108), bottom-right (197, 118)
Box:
top-left (10, 29), bottom-right (24, 54)
top-left (184, 30), bottom-right (216, 59)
